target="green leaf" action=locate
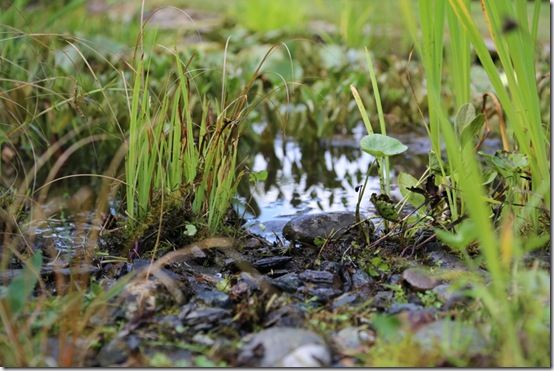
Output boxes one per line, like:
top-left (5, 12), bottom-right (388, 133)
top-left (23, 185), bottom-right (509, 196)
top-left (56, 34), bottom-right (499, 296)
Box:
top-left (460, 114), bottom-right (485, 146)
top-left (371, 314), bottom-right (402, 342)
top-left (480, 151), bottom-right (528, 178)
top-left (455, 103), bottom-right (476, 135)
top-left (7, 250), bottom-right (42, 315)
top-left (249, 170), bottom-right (268, 183)
top-left (428, 151), bottom-right (445, 175)
top-left (434, 219), bottom-right (477, 251)
top-left (398, 172), bottom-right (425, 208)
top-left (360, 134), bottom-right (407, 157)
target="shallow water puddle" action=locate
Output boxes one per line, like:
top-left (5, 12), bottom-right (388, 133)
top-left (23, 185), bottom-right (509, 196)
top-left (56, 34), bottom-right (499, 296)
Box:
top-left (240, 126), bottom-right (411, 241)
top-left (240, 126), bottom-right (501, 242)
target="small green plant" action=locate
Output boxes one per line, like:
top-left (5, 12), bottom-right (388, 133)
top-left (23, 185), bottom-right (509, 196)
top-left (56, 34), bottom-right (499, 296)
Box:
top-left (417, 291), bottom-right (442, 309)
top-left (352, 49), bottom-right (408, 197)
top-left (385, 283), bottom-right (408, 304)
top-left (363, 253), bottom-right (392, 278)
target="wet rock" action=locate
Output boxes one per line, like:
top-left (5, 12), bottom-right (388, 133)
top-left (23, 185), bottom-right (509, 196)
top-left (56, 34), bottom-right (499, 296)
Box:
top-left (388, 302), bottom-right (424, 314)
top-left (97, 339), bottom-right (128, 366)
top-left (245, 237), bottom-right (264, 249)
top-left (413, 320), bottom-right (487, 356)
top-left (192, 333), bottom-right (215, 346)
top-left (402, 268), bottom-right (439, 291)
top-left (427, 249), bottom-right (465, 270)
top-left (253, 256), bottom-right (292, 271)
top-left (125, 260), bottom-right (180, 280)
top-left (270, 273), bottom-right (301, 293)
top-left (302, 286), bottom-right (341, 302)
top-left (238, 327), bottom-right (330, 367)
top-left (372, 291), bottom-right (394, 309)
top-left (281, 344), bottom-right (331, 367)
top-left (387, 273), bottom-right (403, 285)
top-left (351, 269), bottom-right (373, 289)
top-left (395, 308), bottom-right (437, 331)
top-left (196, 289), bottom-right (230, 308)
top-left (299, 270), bottom-right (335, 285)
top-left (432, 284), bottom-right (469, 309)
top-left (180, 305), bottom-right (231, 331)
top-left (264, 304), bottom-right (305, 327)
top-left (319, 261), bottom-right (341, 273)
top-left (334, 327), bottom-right (375, 354)
top-left (283, 212), bottom-right (370, 244)
top-left (97, 335), bottom-right (140, 367)
top-left (332, 292), bottom-right (362, 309)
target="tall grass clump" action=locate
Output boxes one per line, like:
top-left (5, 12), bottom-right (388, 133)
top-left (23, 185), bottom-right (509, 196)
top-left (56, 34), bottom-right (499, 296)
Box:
top-left (398, 0), bottom-right (549, 366)
top-left (448, 0), bottom-right (549, 221)
top-left (125, 49), bottom-right (244, 233)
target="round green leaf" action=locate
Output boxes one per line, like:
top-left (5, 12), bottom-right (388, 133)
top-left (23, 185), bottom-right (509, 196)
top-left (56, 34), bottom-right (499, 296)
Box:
top-left (360, 134), bottom-right (408, 157)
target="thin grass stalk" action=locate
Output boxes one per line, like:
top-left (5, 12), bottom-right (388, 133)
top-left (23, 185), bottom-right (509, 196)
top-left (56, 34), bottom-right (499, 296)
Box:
top-left (365, 48), bottom-right (391, 195)
top-left (446, 0), bottom-right (470, 107)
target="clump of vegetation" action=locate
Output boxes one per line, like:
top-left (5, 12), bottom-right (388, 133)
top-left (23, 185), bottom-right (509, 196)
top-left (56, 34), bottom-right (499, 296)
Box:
top-left (125, 44), bottom-right (243, 234)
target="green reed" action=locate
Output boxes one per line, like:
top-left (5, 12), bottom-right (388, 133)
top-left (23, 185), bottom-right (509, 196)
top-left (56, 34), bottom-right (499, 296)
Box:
top-left (399, 0), bottom-right (549, 365)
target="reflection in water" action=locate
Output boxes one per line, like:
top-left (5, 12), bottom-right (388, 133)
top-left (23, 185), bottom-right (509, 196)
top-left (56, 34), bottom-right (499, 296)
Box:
top-left (237, 124), bottom-right (423, 239)
top-left (237, 124), bottom-right (500, 240)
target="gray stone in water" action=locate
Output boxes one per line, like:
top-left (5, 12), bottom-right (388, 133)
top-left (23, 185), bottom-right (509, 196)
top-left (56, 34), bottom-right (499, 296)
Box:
top-left (283, 212), bottom-right (371, 244)
top-left (238, 327), bottom-right (330, 367)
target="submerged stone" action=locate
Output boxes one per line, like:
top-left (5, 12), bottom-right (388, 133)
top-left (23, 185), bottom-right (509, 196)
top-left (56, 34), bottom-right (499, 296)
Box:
top-left (283, 212), bottom-right (371, 244)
